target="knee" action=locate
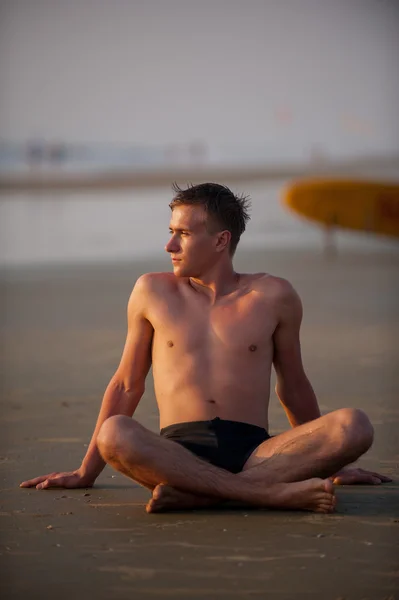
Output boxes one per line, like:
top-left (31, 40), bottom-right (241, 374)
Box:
top-left (334, 408), bottom-right (374, 455)
top-left (97, 415), bottom-right (135, 459)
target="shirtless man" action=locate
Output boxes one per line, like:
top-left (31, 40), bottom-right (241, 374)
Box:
top-left (21, 182), bottom-right (391, 513)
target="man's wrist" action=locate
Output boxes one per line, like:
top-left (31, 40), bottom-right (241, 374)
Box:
top-left (77, 465), bottom-right (97, 484)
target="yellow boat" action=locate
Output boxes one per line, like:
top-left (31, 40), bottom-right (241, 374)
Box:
top-left (283, 179), bottom-right (399, 239)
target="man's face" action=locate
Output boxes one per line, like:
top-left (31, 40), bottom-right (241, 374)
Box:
top-left (165, 205), bottom-right (222, 277)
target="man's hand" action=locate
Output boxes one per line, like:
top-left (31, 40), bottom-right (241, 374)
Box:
top-left (20, 468), bottom-right (95, 490)
top-left (331, 467), bottom-right (392, 485)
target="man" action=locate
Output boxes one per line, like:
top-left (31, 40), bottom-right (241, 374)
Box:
top-left (21, 182), bottom-right (391, 513)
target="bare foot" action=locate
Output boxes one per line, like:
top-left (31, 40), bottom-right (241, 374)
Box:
top-left (146, 484), bottom-right (220, 513)
top-left (146, 479), bottom-right (336, 514)
top-left (264, 478), bottom-right (336, 513)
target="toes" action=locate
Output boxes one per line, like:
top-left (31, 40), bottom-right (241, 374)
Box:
top-left (315, 504), bottom-right (329, 513)
top-left (146, 496), bottom-right (160, 513)
top-left (151, 485), bottom-right (164, 501)
top-left (317, 503), bottom-right (334, 514)
top-left (324, 501), bottom-right (335, 511)
top-left (319, 492), bottom-right (334, 504)
top-left (323, 479), bottom-right (334, 494)
top-left (146, 501), bottom-right (155, 514)
top-left (316, 491), bottom-right (336, 513)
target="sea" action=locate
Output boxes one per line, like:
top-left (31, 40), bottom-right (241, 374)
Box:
top-left (0, 160), bottom-right (398, 268)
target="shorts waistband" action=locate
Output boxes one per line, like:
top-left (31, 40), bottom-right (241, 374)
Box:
top-left (160, 417), bottom-right (266, 436)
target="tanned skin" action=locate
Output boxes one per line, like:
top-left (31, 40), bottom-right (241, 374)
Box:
top-left (21, 204), bottom-right (391, 513)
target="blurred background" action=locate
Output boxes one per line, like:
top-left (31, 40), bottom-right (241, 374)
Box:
top-left (0, 0), bottom-right (398, 266)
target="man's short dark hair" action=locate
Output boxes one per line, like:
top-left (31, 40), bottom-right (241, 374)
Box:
top-left (169, 182), bottom-right (251, 255)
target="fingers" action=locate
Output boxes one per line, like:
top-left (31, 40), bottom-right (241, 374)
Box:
top-left (20, 473), bottom-right (57, 488)
top-left (333, 473), bottom-right (391, 486)
top-left (359, 469), bottom-right (393, 484)
top-left (368, 472), bottom-right (392, 483)
top-left (370, 476), bottom-right (383, 484)
top-left (20, 471), bottom-right (88, 490)
top-left (36, 479), bottom-right (51, 490)
top-left (37, 476), bottom-right (66, 490)
top-left (369, 475), bottom-right (393, 484)
top-left (20, 480), bottom-right (37, 488)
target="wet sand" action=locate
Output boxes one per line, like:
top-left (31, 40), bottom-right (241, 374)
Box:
top-left (1, 248), bottom-right (398, 599)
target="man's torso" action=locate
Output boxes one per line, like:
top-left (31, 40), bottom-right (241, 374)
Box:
top-left (143, 272), bottom-right (284, 430)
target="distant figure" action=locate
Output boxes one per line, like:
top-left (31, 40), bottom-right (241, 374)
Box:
top-left (26, 139), bottom-right (45, 169)
top-left (21, 183), bottom-right (391, 512)
top-left (48, 142), bottom-right (67, 167)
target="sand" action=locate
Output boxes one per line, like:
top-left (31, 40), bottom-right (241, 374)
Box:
top-left (1, 247), bottom-right (398, 599)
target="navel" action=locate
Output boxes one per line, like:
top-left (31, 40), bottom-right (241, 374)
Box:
top-left (208, 398), bottom-right (216, 404)
top-left (167, 340), bottom-right (174, 348)
top-left (249, 344), bottom-right (257, 352)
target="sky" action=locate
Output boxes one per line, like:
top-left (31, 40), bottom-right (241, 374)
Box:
top-left (1, 0), bottom-right (399, 161)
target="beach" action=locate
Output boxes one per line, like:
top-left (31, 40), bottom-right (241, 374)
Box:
top-left (2, 0), bottom-right (399, 595)
top-left (0, 246), bottom-right (398, 599)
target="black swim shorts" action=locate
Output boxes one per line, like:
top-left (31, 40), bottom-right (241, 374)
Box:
top-left (160, 416), bottom-right (270, 473)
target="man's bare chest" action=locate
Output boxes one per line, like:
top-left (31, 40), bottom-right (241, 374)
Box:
top-left (149, 293), bottom-right (277, 354)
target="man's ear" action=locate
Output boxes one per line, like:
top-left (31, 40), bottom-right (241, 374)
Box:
top-left (215, 230), bottom-right (231, 252)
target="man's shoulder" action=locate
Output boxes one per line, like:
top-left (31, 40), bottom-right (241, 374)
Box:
top-left (248, 273), bottom-right (302, 323)
top-left (128, 272), bottom-right (179, 316)
top-left (249, 272), bottom-right (298, 300)
top-left (132, 271), bottom-right (180, 296)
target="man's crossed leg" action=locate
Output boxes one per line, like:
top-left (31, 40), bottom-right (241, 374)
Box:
top-left (96, 408), bottom-right (375, 513)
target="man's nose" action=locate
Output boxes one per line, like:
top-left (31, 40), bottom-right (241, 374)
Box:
top-left (165, 236), bottom-right (179, 253)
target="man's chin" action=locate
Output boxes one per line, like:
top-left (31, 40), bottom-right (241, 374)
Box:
top-left (172, 263), bottom-right (186, 277)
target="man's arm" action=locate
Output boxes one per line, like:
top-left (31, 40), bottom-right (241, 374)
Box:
top-left (20, 274), bottom-right (154, 489)
top-left (272, 280), bottom-right (321, 427)
top-left (272, 279), bottom-right (392, 485)
top-left (78, 274), bottom-right (154, 482)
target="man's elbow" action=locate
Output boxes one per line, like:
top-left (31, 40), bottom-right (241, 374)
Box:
top-left (110, 375), bottom-right (145, 402)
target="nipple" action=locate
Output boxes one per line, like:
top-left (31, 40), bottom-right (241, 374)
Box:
top-left (249, 344), bottom-right (257, 352)
top-left (167, 340), bottom-right (174, 348)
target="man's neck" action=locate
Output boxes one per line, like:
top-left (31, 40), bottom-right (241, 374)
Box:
top-left (188, 265), bottom-right (240, 302)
